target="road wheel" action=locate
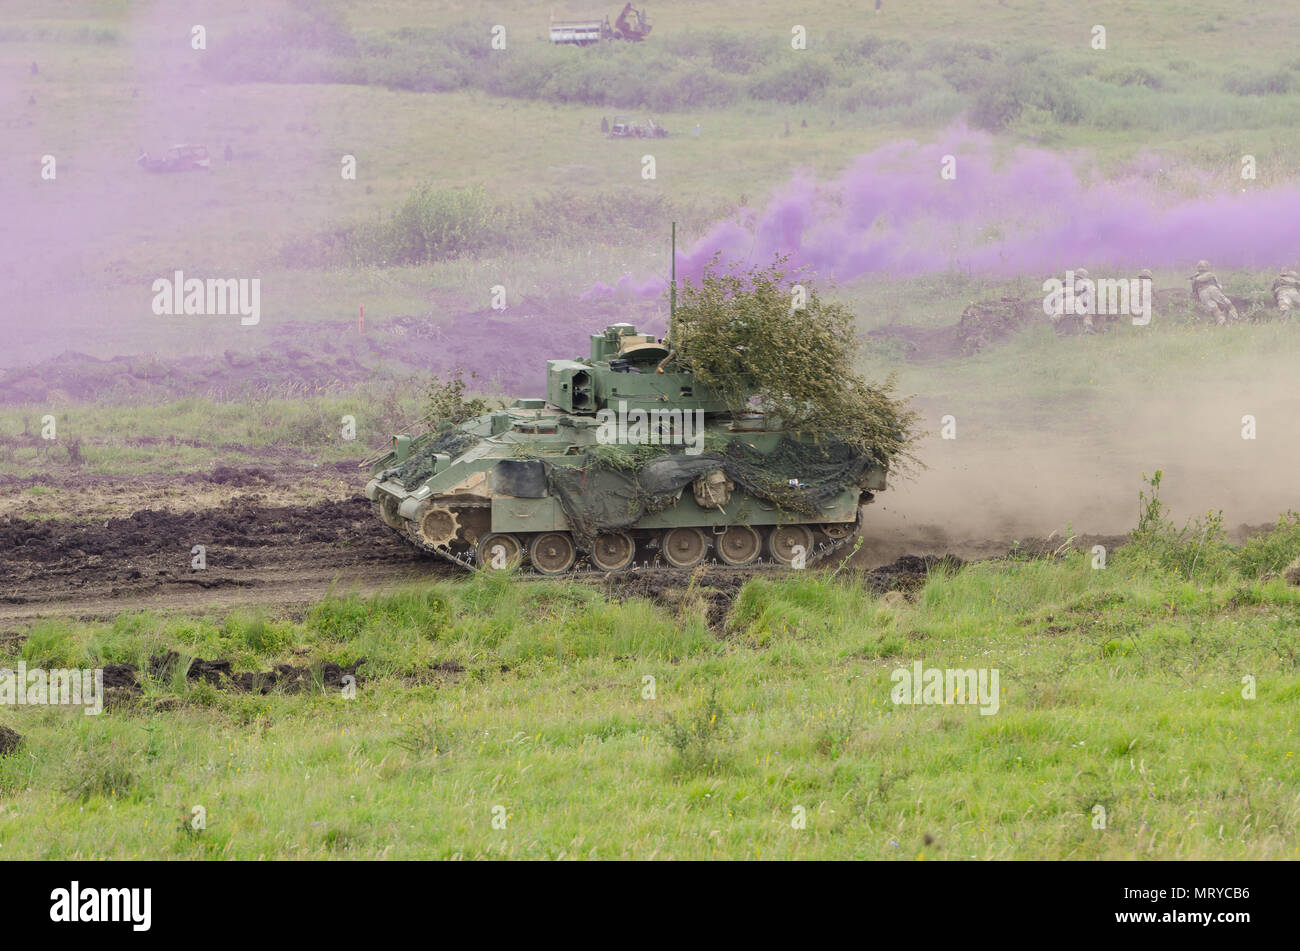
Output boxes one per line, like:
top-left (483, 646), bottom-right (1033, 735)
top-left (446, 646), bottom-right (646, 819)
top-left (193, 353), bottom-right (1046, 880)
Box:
top-left (378, 495), bottom-right (404, 530)
top-left (769, 525), bottom-right (815, 567)
top-left (716, 525), bottom-right (761, 566)
top-left (662, 527), bottom-right (709, 568)
top-left (820, 522), bottom-right (853, 540)
top-left (590, 532), bottom-right (636, 572)
top-left (476, 532), bottom-right (522, 570)
top-left (529, 532), bottom-right (576, 575)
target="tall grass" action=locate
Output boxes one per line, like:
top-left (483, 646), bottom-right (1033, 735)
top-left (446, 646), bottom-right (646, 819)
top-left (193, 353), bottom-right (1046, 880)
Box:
top-left (3, 519), bottom-right (1299, 858)
top-left (197, 2), bottom-right (1300, 137)
top-left (280, 184), bottom-right (674, 269)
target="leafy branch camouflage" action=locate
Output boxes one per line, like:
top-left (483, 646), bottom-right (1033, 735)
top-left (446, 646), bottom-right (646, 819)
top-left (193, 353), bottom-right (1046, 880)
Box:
top-left (422, 369), bottom-right (491, 429)
top-left (671, 257), bottom-right (921, 469)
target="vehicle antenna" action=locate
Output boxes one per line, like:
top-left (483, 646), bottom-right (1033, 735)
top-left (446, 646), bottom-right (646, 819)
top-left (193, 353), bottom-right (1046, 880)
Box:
top-left (669, 220), bottom-right (677, 335)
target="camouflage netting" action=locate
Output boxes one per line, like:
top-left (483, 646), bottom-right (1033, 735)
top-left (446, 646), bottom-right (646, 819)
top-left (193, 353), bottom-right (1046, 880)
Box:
top-left (546, 437), bottom-right (877, 546)
top-left (388, 430), bottom-right (477, 490)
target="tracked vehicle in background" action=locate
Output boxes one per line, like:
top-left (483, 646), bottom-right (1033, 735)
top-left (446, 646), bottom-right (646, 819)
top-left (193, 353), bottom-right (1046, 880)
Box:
top-left (364, 321), bottom-right (891, 575)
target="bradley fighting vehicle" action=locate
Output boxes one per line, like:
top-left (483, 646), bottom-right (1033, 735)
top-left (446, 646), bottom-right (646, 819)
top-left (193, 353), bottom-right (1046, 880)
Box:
top-left (364, 324), bottom-right (890, 575)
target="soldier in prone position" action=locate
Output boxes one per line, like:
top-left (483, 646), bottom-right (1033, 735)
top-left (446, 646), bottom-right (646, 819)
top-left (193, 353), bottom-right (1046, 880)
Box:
top-left (1189, 260), bottom-right (1238, 325)
top-left (1272, 268), bottom-right (1300, 313)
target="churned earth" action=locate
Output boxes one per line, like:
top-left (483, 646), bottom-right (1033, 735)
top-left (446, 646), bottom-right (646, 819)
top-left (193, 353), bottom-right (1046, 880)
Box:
top-left (0, 468), bottom-right (439, 620)
top-left (0, 454), bottom-right (1151, 624)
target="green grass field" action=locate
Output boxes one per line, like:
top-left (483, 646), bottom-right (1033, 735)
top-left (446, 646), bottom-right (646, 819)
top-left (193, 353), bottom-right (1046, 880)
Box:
top-left (3, 0), bottom-right (1299, 862)
top-left (4, 533), bottom-right (1299, 859)
top-left (0, 388), bottom-right (420, 476)
top-left (6, 0), bottom-right (1300, 360)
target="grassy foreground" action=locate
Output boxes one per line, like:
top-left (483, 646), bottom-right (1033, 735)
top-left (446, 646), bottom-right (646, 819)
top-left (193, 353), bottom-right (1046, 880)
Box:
top-left (2, 515), bottom-right (1298, 859)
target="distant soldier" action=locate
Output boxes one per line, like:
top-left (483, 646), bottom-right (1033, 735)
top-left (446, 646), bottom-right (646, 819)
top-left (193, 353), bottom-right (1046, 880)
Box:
top-left (224, 143), bottom-right (233, 162)
top-left (601, 116), bottom-right (609, 133)
top-left (30, 61), bottom-right (38, 75)
top-left (1074, 267), bottom-right (1097, 333)
top-left (1189, 260), bottom-right (1238, 325)
top-left (1272, 268), bottom-right (1300, 313)
top-left (1136, 266), bottom-right (1154, 312)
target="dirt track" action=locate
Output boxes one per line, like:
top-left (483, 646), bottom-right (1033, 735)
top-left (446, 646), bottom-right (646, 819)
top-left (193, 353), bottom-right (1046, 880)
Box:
top-left (0, 486), bottom-right (450, 622)
top-left (0, 462), bottom-right (1144, 625)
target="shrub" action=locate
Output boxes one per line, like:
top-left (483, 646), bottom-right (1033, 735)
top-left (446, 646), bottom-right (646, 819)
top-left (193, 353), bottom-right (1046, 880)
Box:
top-left (1236, 513), bottom-right (1300, 578)
top-left (524, 190), bottom-right (670, 242)
top-left (840, 70), bottom-right (947, 113)
top-left (20, 622), bottom-right (78, 668)
top-left (394, 718), bottom-right (454, 757)
top-left (708, 32), bottom-right (771, 74)
top-left (848, 35), bottom-right (913, 69)
top-left (423, 370), bottom-right (492, 428)
top-left (663, 29), bottom-right (770, 74)
top-left (662, 688), bottom-right (729, 775)
top-left (59, 740), bottom-right (137, 801)
top-left (221, 612), bottom-right (295, 654)
top-left (1036, 76), bottom-right (1086, 124)
top-left (748, 59), bottom-right (836, 104)
top-left (1099, 65), bottom-right (1166, 89)
top-left (1122, 471), bottom-right (1232, 582)
top-left (967, 63), bottom-right (1085, 131)
top-left (340, 185), bottom-right (505, 267)
top-left (544, 52), bottom-right (628, 104)
top-left (384, 184), bottom-right (500, 263)
top-left (938, 42), bottom-right (1001, 92)
top-left (646, 68), bottom-right (738, 110)
top-left (1224, 70), bottom-right (1293, 96)
top-left (971, 81), bottom-right (1026, 131)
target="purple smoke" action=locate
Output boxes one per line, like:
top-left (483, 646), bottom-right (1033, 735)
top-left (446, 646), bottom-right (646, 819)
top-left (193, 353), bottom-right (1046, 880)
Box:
top-left (585, 126), bottom-right (1300, 298)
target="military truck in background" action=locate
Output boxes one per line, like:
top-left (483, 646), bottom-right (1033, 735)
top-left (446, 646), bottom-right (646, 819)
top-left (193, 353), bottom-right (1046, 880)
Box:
top-left (549, 4), bottom-right (652, 45)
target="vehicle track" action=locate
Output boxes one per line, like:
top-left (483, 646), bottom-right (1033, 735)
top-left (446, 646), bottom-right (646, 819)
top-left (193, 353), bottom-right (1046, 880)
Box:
top-left (0, 488), bottom-right (1142, 623)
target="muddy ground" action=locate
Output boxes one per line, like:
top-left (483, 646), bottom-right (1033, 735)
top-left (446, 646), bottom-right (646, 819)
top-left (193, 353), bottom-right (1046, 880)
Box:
top-left (0, 461), bottom-right (361, 521)
top-left (0, 461), bottom-right (1144, 626)
top-left (0, 475), bottom-right (443, 621)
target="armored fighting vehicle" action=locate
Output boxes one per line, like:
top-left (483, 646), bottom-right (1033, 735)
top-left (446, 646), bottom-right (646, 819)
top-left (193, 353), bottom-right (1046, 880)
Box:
top-left (365, 323), bottom-right (891, 575)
